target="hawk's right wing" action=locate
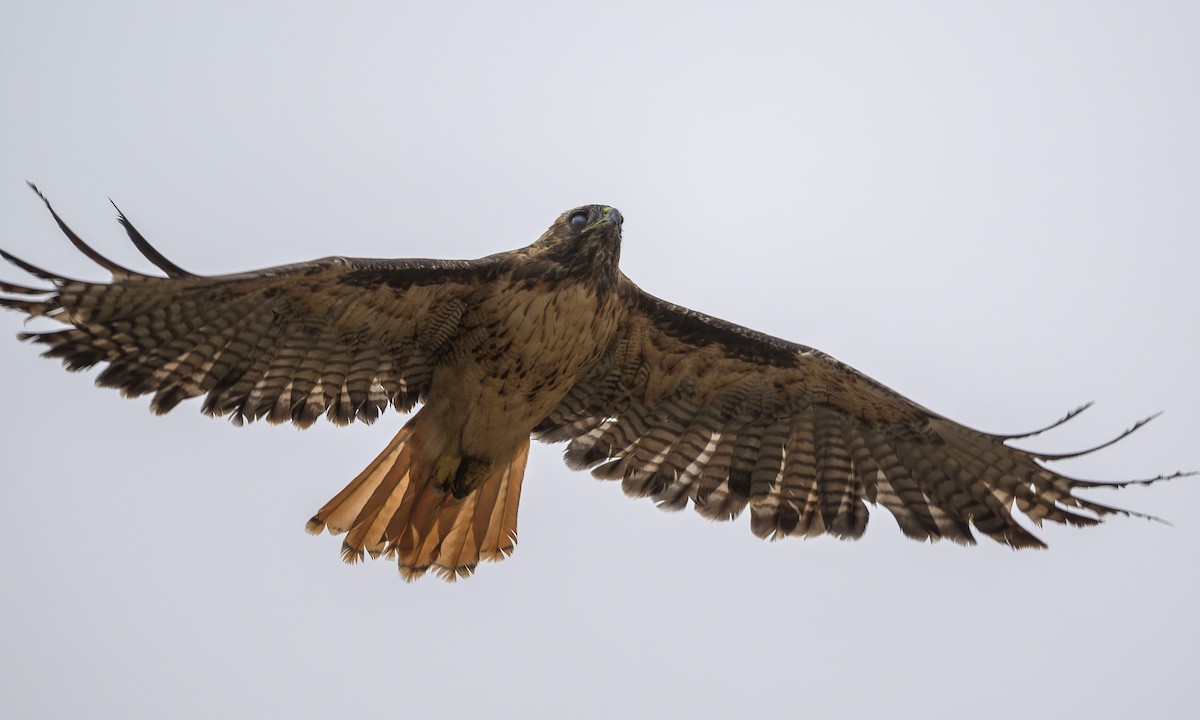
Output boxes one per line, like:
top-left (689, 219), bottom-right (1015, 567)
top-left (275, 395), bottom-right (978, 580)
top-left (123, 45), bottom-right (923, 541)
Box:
top-left (0, 187), bottom-right (499, 427)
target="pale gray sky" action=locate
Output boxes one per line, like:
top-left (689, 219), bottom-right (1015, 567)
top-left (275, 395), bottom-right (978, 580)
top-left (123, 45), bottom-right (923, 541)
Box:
top-left (2, 2), bottom-right (1198, 718)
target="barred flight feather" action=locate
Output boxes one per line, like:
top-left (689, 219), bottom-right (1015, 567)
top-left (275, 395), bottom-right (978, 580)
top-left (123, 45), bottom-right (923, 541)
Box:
top-left (649, 412), bottom-right (724, 512)
top-left (691, 423), bottom-right (744, 520)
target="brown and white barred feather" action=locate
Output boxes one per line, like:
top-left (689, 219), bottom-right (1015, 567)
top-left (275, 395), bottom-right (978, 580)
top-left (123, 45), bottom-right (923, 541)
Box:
top-left (536, 283), bottom-right (1187, 549)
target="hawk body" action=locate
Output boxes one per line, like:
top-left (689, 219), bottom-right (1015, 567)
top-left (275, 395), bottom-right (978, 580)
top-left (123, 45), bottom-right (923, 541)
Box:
top-left (1, 187), bottom-right (1185, 580)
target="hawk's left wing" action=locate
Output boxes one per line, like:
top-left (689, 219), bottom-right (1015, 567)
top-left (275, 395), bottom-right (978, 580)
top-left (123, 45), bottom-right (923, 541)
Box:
top-left (536, 274), bottom-right (1177, 548)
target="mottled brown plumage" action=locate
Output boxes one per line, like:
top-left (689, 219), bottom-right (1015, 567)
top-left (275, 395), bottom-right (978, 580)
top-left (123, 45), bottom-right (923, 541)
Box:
top-left (1, 185), bottom-right (1187, 581)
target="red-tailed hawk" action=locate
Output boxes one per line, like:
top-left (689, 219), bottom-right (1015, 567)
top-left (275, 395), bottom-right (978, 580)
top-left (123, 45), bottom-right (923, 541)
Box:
top-left (1, 185), bottom-right (1185, 580)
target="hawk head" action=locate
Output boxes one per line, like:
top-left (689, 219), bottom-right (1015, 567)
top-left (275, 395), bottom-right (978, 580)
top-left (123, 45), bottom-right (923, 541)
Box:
top-left (531, 204), bottom-right (624, 286)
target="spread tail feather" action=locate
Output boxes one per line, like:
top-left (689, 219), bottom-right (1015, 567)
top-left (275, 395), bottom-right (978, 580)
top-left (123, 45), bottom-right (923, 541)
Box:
top-left (305, 413), bottom-right (529, 581)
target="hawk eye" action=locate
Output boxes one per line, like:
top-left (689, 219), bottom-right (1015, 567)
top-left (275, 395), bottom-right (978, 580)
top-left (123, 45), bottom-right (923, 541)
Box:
top-left (568, 212), bottom-right (589, 231)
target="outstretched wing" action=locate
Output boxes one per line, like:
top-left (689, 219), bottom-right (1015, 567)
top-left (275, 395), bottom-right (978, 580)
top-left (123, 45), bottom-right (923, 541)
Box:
top-left (536, 275), bottom-right (1180, 548)
top-left (0, 186), bottom-right (496, 427)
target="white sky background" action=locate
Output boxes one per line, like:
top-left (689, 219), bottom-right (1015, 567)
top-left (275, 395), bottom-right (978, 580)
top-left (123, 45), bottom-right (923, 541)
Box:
top-left (1, 2), bottom-right (1198, 718)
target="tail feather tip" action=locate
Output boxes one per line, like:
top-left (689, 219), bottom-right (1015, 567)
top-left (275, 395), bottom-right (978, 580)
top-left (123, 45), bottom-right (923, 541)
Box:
top-left (435, 563), bottom-right (477, 582)
top-left (339, 542), bottom-right (365, 565)
top-left (398, 563), bottom-right (430, 582)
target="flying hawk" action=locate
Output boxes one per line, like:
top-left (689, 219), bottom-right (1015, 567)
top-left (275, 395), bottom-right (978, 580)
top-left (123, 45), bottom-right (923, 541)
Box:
top-left (0, 185), bottom-right (1184, 581)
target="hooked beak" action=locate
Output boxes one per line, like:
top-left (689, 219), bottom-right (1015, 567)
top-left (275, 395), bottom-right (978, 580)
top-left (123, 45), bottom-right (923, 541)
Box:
top-left (588, 206), bottom-right (623, 231)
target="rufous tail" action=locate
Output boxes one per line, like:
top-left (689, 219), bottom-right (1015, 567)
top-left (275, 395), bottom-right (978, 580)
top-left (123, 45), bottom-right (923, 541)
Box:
top-left (305, 414), bottom-right (529, 581)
